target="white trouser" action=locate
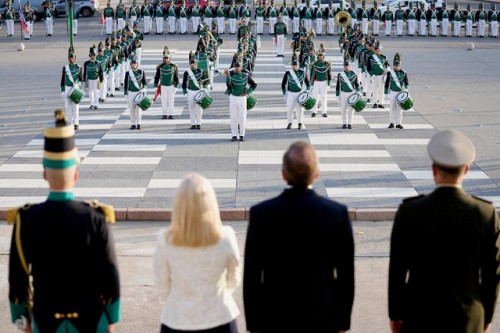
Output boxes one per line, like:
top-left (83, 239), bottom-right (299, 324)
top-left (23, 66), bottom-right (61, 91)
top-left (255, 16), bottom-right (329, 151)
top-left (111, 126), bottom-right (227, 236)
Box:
top-left (130, 15), bottom-right (137, 27)
top-left (29, 21), bottom-right (33, 35)
top-left (117, 18), bottom-right (125, 30)
top-left (327, 17), bottom-right (334, 34)
top-left (373, 19), bottom-right (380, 35)
top-left (6, 19), bottom-right (14, 35)
top-left (205, 18), bottom-right (212, 30)
top-left (180, 17), bottom-right (187, 33)
top-left (283, 17), bottom-right (290, 33)
top-left (478, 19), bottom-right (485, 36)
top-left (389, 90), bottom-right (403, 125)
top-left (120, 62), bottom-right (127, 84)
top-left (128, 91), bottom-right (142, 125)
top-left (23, 22), bottom-right (30, 39)
top-left (371, 75), bottom-right (383, 104)
top-left (361, 18), bottom-right (368, 34)
top-left (192, 17), bottom-right (200, 32)
top-left (340, 91), bottom-right (354, 125)
top-left (396, 19), bottom-right (403, 35)
top-left (218, 17), bottom-right (225, 34)
top-left (229, 95), bottom-right (247, 137)
top-left (214, 48), bottom-right (220, 70)
top-left (466, 19), bottom-right (472, 36)
top-left (100, 73), bottom-right (108, 100)
top-left (491, 21), bottom-right (498, 37)
top-left (408, 19), bottom-right (416, 35)
top-left (316, 18), bottom-right (323, 34)
top-left (156, 17), bottom-right (163, 33)
top-left (187, 89), bottom-right (203, 125)
top-left (385, 20), bottom-right (392, 35)
top-left (257, 17), bottom-right (264, 33)
top-left (293, 17), bottom-right (300, 33)
top-left (108, 69), bottom-right (115, 93)
top-left (161, 85), bottom-right (175, 116)
top-left (276, 34), bottom-right (285, 56)
top-left (64, 86), bottom-right (80, 125)
top-left (73, 19), bottom-right (78, 34)
top-left (365, 72), bottom-right (372, 99)
top-left (88, 79), bottom-right (99, 107)
top-left (351, 18), bottom-right (357, 28)
top-left (430, 18), bottom-right (437, 35)
top-left (269, 17), bottom-right (277, 33)
top-left (169, 17), bottom-right (176, 33)
top-left (46, 17), bottom-right (54, 34)
top-left (359, 70), bottom-right (367, 94)
top-left (419, 19), bottom-right (426, 35)
top-left (135, 47), bottom-right (142, 66)
top-left (230, 18), bottom-right (237, 33)
top-left (106, 17), bottom-right (113, 34)
top-left (441, 18), bottom-right (449, 35)
top-left (286, 91), bottom-right (303, 124)
top-left (303, 18), bottom-right (311, 32)
top-left (114, 65), bottom-right (121, 88)
top-left (453, 21), bottom-right (461, 36)
top-left (311, 80), bottom-right (328, 115)
top-left (144, 16), bottom-right (152, 33)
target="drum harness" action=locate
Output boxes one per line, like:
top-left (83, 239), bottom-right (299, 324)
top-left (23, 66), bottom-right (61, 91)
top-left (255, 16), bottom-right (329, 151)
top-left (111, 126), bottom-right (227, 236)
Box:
top-left (389, 67), bottom-right (403, 91)
top-left (288, 69), bottom-right (303, 92)
top-left (65, 65), bottom-right (79, 89)
top-left (187, 69), bottom-right (201, 90)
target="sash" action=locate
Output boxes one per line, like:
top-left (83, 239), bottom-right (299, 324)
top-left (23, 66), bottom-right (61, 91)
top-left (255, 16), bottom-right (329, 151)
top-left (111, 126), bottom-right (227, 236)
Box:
top-left (389, 67), bottom-right (403, 90)
top-left (187, 69), bottom-right (201, 89)
top-left (372, 54), bottom-right (384, 70)
top-left (289, 70), bottom-right (302, 89)
top-left (340, 71), bottom-right (354, 91)
top-left (128, 68), bottom-right (142, 90)
top-left (65, 65), bottom-right (77, 86)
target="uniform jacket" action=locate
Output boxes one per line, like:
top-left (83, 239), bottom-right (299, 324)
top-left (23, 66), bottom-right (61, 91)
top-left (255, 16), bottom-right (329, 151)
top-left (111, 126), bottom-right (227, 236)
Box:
top-left (389, 186), bottom-right (500, 333)
top-left (243, 187), bottom-right (355, 332)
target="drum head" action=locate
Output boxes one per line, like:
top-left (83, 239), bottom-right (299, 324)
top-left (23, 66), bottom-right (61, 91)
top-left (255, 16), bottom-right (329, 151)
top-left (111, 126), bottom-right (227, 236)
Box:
top-left (194, 90), bottom-right (205, 102)
top-left (134, 91), bottom-right (145, 104)
top-left (297, 92), bottom-right (307, 103)
top-left (396, 91), bottom-right (408, 103)
top-left (348, 93), bottom-right (359, 104)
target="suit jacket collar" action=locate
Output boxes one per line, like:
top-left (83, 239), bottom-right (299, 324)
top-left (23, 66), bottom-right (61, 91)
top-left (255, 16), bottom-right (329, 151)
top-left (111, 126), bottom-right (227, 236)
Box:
top-left (281, 186), bottom-right (317, 198)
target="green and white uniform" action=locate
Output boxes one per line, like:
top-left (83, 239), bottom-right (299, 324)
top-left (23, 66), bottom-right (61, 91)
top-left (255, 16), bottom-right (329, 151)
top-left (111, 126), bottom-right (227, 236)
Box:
top-left (182, 67), bottom-right (207, 126)
top-left (310, 60), bottom-right (332, 116)
top-left (226, 70), bottom-right (257, 138)
top-left (281, 68), bottom-right (310, 126)
top-left (384, 68), bottom-right (409, 126)
top-left (336, 70), bottom-right (361, 126)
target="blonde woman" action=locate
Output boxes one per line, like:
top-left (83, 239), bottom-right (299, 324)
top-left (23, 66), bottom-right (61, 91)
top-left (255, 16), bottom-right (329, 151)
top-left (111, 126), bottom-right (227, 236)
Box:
top-left (154, 173), bottom-right (241, 333)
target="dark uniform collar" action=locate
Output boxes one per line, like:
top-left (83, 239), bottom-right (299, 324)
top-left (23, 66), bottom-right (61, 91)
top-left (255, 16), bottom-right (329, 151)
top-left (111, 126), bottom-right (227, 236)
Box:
top-left (48, 191), bottom-right (75, 201)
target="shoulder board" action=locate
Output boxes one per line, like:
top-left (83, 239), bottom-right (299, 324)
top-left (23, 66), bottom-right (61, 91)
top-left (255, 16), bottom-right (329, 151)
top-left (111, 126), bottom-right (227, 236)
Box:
top-left (6, 204), bottom-right (33, 225)
top-left (83, 200), bottom-right (116, 223)
top-left (402, 194), bottom-right (425, 203)
top-left (156, 64), bottom-right (161, 70)
top-left (471, 195), bottom-right (493, 205)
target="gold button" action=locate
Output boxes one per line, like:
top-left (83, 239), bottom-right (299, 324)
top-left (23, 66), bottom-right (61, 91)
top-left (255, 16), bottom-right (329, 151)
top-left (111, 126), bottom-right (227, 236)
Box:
top-left (54, 313), bottom-right (65, 319)
top-left (73, 312), bottom-right (79, 319)
top-left (67, 313), bottom-right (73, 319)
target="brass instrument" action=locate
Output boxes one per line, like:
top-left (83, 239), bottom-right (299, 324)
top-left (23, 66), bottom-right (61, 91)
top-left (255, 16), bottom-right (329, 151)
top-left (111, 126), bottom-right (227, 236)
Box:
top-left (335, 10), bottom-right (352, 27)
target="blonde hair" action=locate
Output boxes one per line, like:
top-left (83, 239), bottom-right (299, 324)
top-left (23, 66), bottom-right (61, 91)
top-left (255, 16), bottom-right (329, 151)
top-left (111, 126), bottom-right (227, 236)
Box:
top-left (168, 173), bottom-right (222, 247)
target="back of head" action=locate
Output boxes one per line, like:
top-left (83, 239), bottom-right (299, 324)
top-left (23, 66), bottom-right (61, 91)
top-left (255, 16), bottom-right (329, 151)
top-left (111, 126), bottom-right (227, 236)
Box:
top-left (169, 173), bottom-right (222, 247)
top-left (282, 142), bottom-right (318, 188)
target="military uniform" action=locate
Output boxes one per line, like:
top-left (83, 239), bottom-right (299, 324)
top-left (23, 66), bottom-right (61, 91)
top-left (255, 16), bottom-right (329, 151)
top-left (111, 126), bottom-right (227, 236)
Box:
top-left (280, 3), bottom-right (290, 34)
top-left (440, 3), bottom-right (450, 36)
top-left (45, 3), bottom-right (55, 36)
top-left (360, 2), bottom-right (369, 35)
top-left (366, 46), bottom-right (388, 108)
top-left (5, 4), bottom-right (15, 36)
top-left (155, 1), bottom-right (164, 34)
top-left (336, 59), bottom-right (360, 129)
top-left (255, 3), bottom-right (265, 35)
top-left (488, 4), bottom-right (498, 37)
top-left (204, 4), bottom-right (214, 33)
top-left (227, 3), bottom-right (238, 34)
top-left (216, 3), bottom-right (226, 34)
top-left (302, 3), bottom-right (313, 32)
top-left (407, 3), bottom-right (416, 36)
top-left (417, 3), bottom-right (427, 36)
top-left (465, 4), bottom-right (473, 37)
top-left (60, 47), bottom-right (83, 129)
top-left (395, 4), bottom-right (405, 36)
top-left (383, 6), bottom-right (393, 36)
top-left (476, 3), bottom-right (486, 37)
top-left (291, 1), bottom-right (301, 33)
top-left (384, 53), bottom-right (408, 129)
top-left (155, 50), bottom-right (179, 119)
top-left (141, 0), bottom-right (153, 34)
top-left (281, 60), bottom-right (310, 129)
top-left (310, 47), bottom-right (331, 117)
top-left (274, 16), bottom-right (287, 57)
top-left (22, 4), bottom-right (33, 39)
top-left (96, 42), bottom-right (111, 103)
top-left (190, 1), bottom-right (201, 34)
top-left (182, 59), bottom-right (208, 129)
top-left (83, 47), bottom-right (104, 110)
top-left (267, 3), bottom-right (278, 34)
top-left (427, 5), bottom-right (438, 36)
top-left (8, 111), bottom-right (121, 333)
top-left (104, 2), bottom-right (115, 35)
top-left (124, 56), bottom-right (147, 130)
top-left (451, 3), bottom-right (462, 37)
top-left (326, 3), bottom-right (336, 35)
top-left (115, 0), bottom-right (127, 30)
top-left (128, 0), bottom-right (140, 28)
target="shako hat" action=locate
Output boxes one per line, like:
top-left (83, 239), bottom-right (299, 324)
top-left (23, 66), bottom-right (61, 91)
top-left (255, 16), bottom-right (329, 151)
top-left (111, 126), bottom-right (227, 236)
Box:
top-left (68, 45), bottom-right (76, 58)
top-left (393, 52), bottom-right (401, 65)
top-left (43, 110), bottom-right (80, 169)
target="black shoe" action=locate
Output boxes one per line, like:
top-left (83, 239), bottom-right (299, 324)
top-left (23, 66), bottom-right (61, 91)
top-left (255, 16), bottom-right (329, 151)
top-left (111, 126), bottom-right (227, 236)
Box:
top-left (89, 105), bottom-right (93, 109)
top-left (286, 123), bottom-right (292, 129)
top-left (363, 92), bottom-right (366, 96)
top-left (322, 113), bottom-right (327, 118)
top-left (130, 125), bottom-right (136, 130)
top-left (190, 125), bottom-right (196, 130)
top-left (388, 123), bottom-right (394, 129)
top-left (137, 125), bottom-right (141, 130)
top-left (348, 124), bottom-right (352, 129)
top-left (367, 99), bottom-right (371, 102)
top-left (109, 94), bottom-right (114, 97)
top-left (95, 106), bottom-right (98, 109)
top-left (239, 136), bottom-right (245, 141)
top-left (162, 115), bottom-right (168, 119)
top-left (115, 88), bottom-right (120, 91)
top-left (378, 104), bottom-right (385, 109)
top-left (298, 123), bottom-right (303, 130)
top-left (215, 70), bottom-right (220, 74)
top-left (311, 113), bottom-right (316, 117)
top-left (168, 115), bottom-right (174, 119)
top-left (99, 98), bottom-right (102, 102)
top-left (372, 103), bottom-right (378, 108)
top-left (396, 124), bottom-right (404, 129)
top-left (74, 125), bottom-right (79, 130)
top-left (231, 136), bottom-right (238, 141)
top-left (196, 125), bottom-right (201, 130)
top-left (342, 124), bottom-right (347, 129)
top-left (121, 83), bottom-right (124, 87)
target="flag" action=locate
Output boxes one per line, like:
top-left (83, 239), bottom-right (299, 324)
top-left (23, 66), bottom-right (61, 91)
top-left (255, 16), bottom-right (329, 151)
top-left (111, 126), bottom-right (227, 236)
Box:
top-left (100, 11), bottom-right (104, 25)
top-left (19, 5), bottom-right (29, 34)
top-left (153, 85), bottom-right (161, 101)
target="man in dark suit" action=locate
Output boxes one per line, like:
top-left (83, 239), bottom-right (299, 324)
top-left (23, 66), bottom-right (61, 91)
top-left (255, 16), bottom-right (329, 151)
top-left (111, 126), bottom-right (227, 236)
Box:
top-left (389, 129), bottom-right (500, 333)
top-left (243, 141), bottom-right (355, 333)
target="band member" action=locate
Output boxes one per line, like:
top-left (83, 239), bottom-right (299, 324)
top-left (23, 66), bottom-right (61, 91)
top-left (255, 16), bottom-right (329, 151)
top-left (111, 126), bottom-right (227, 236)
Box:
top-left (104, 1), bottom-right (114, 35)
top-left (190, 0), bottom-right (202, 34)
top-left (84, 46), bottom-right (104, 110)
top-left (291, 0), bottom-right (300, 33)
top-left (60, 47), bottom-right (83, 130)
top-left (282, 57), bottom-right (310, 130)
top-left (275, 15), bottom-right (287, 57)
top-left (155, 0), bottom-right (164, 34)
top-left (310, 45), bottom-right (331, 118)
top-left (427, 3), bottom-right (438, 37)
top-left (7, 110), bottom-right (120, 333)
top-left (132, 22), bottom-right (144, 65)
top-left (440, 2), bottom-right (450, 36)
top-left (104, 38), bottom-right (117, 97)
top-left (237, 16), bottom-right (250, 39)
top-left (183, 55), bottom-right (208, 130)
top-left (239, 0), bottom-right (251, 19)
top-left (255, 1), bottom-right (265, 35)
top-left (154, 48), bottom-right (179, 120)
top-left (394, 3), bottom-right (404, 36)
top-left (216, 1), bottom-right (226, 34)
top-left (465, 4), bottom-right (473, 37)
top-left (451, 3), bottom-right (462, 37)
top-left (22, 3), bottom-right (33, 39)
top-left (129, 0), bottom-right (140, 27)
top-left (488, 4), bottom-right (498, 37)
top-left (325, 0), bottom-right (335, 35)
top-left (115, 0), bottom-right (127, 30)
top-left (267, 0), bottom-right (278, 34)
top-left (383, 4), bottom-right (393, 36)
top-left (96, 42), bottom-right (111, 103)
top-left (407, 2), bottom-right (416, 36)
top-left (366, 45), bottom-right (388, 109)
top-left (141, 0), bottom-right (153, 34)
top-left (302, 1), bottom-right (313, 32)
top-left (204, 1), bottom-right (215, 33)
top-left (165, 0), bottom-right (175, 34)
top-left (348, 1), bottom-right (357, 28)
top-left (384, 53), bottom-right (408, 129)
top-left (124, 56), bottom-right (147, 130)
top-left (227, 1), bottom-right (238, 34)
top-left (360, 0), bottom-right (369, 34)
top-left (226, 61), bottom-right (257, 141)
top-left (280, 0), bottom-right (290, 33)
top-left (45, 2), bottom-right (55, 36)
top-left (475, 3), bottom-right (486, 37)
top-left (336, 57), bottom-right (361, 129)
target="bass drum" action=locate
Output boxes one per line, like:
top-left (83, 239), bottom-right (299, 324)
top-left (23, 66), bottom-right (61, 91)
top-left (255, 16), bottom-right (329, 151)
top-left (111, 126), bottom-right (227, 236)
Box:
top-left (347, 93), bottom-right (366, 112)
top-left (247, 94), bottom-right (257, 110)
top-left (396, 91), bottom-right (414, 111)
top-left (194, 89), bottom-right (213, 108)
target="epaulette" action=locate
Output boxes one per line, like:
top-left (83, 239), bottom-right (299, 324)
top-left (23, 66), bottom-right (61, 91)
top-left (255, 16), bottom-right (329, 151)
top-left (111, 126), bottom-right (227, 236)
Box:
top-left (84, 200), bottom-right (116, 224)
top-left (6, 204), bottom-right (33, 225)
top-left (471, 195), bottom-right (493, 205)
top-left (402, 194), bottom-right (425, 203)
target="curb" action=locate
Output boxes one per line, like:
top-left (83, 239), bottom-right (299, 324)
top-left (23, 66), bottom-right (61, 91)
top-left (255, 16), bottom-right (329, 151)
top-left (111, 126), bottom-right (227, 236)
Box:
top-left (0, 208), bottom-right (398, 222)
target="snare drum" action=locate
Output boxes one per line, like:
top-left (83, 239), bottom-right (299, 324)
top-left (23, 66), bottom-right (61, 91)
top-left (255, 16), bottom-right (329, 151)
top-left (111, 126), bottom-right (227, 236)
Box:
top-left (194, 90), bottom-right (213, 108)
top-left (396, 91), bottom-right (414, 111)
top-left (134, 91), bottom-right (153, 111)
top-left (247, 94), bottom-right (257, 110)
top-left (347, 93), bottom-right (366, 112)
top-left (66, 86), bottom-right (85, 104)
top-left (297, 91), bottom-right (316, 110)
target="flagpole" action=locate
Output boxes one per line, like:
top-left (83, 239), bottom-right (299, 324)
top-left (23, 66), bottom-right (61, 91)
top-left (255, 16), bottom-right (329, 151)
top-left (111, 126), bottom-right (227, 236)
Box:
top-left (18, 0), bottom-right (22, 40)
top-left (68, 0), bottom-right (74, 47)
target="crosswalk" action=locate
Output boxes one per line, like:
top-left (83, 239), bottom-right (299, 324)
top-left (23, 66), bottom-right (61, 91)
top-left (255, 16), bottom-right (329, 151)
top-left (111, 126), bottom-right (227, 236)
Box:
top-left (1, 45), bottom-right (499, 209)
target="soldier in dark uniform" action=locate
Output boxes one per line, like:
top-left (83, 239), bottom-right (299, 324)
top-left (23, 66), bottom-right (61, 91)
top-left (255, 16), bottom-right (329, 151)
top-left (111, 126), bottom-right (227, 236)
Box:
top-left (389, 129), bottom-right (500, 333)
top-left (8, 110), bottom-right (121, 333)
